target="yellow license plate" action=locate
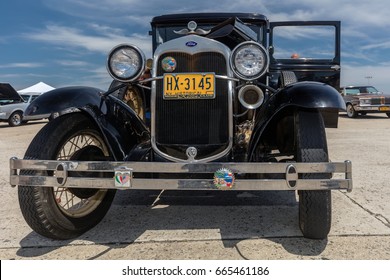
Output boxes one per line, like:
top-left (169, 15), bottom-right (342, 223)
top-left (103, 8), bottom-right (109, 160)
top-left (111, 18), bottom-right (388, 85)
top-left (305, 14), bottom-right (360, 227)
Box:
top-left (163, 73), bottom-right (215, 99)
top-left (379, 106), bottom-right (390, 111)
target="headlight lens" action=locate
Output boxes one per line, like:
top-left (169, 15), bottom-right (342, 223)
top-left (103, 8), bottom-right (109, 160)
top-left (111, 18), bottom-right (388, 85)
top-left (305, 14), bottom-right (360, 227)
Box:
top-left (230, 42), bottom-right (269, 80)
top-left (107, 44), bottom-right (145, 82)
top-left (360, 98), bottom-right (371, 105)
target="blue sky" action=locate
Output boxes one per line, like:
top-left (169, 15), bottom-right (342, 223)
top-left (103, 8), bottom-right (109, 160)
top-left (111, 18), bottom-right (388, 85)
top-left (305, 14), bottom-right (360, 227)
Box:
top-left (1, 0), bottom-right (390, 92)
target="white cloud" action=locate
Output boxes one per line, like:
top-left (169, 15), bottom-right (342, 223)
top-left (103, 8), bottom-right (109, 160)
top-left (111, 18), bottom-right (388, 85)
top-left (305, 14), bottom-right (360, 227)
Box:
top-left (54, 60), bottom-right (90, 67)
top-left (23, 24), bottom-right (152, 57)
top-left (341, 63), bottom-right (390, 92)
top-left (25, 24), bottom-right (149, 53)
top-left (361, 41), bottom-right (390, 51)
top-left (0, 63), bottom-right (44, 69)
top-left (13, 0), bottom-right (390, 91)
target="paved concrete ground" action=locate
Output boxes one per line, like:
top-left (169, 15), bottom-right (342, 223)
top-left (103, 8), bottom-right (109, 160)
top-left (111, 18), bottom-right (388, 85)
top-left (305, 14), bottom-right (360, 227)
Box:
top-left (0, 114), bottom-right (389, 260)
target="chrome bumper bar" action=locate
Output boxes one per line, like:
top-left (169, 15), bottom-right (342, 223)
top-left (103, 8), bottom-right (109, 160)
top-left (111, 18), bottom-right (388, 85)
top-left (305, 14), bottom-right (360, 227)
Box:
top-left (10, 158), bottom-right (352, 192)
top-left (355, 105), bottom-right (390, 112)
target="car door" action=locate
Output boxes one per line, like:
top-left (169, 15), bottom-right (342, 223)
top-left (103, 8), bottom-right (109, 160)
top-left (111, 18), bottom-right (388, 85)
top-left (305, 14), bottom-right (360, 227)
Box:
top-left (269, 21), bottom-right (341, 90)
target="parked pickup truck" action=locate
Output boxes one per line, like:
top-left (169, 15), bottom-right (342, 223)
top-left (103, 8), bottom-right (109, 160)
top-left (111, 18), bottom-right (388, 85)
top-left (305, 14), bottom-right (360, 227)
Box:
top-left (0, 83), bottom-right (50, 126)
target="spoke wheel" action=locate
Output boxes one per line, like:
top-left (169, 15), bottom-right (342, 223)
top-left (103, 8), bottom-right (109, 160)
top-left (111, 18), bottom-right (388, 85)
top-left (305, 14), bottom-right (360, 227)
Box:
top-left (54, 134), bottom-right (109, 218)
top-left (109, 80), bottom-right (144, 120)
top-left (122, 86), bottom-right (144, 120)
top-left (18, 113), bottom-right (116, 239)
top-left (9, 111), bottom-right (23, 126)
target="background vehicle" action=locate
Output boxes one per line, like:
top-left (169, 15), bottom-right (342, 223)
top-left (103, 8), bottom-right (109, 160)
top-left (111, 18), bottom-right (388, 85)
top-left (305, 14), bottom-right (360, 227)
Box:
top-left (340, 85), bottom-right (390, 118)
top-left (0, 83), bottom-right (51, 126)
top-left (10, 13), bottom-right (352, 240)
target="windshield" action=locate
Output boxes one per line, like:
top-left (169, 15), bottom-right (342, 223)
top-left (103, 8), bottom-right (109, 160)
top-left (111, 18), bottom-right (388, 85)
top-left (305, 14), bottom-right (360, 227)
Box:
top-left (20, 94), bottom-right (30, 102)
top-left (272, 25), bottom-right (336, 60)
top-left (365, 86), bottom-right (380, 93)
top-left (345, 86), bottom-right (380, 95)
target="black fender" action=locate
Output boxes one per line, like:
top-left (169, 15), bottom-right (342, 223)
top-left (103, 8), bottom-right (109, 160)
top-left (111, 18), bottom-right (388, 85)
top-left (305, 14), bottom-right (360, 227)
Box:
top-left (248, 81), bottom-right (345, 160)
top-left (272, 81), bottom-right (345, 111)
top-left (25, 86), bottom-right (150, 160)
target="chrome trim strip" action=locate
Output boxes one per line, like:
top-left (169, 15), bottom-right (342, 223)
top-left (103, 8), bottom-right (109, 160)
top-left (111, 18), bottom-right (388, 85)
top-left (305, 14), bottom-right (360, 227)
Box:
top-left (355, 105), bottom-right (390, 111)
top-left (12, 175), bottom-right (352, 191)
top-left (10, 159), bottom-right (350, 173)
top-left (150, 35), bottom-right (234, 163)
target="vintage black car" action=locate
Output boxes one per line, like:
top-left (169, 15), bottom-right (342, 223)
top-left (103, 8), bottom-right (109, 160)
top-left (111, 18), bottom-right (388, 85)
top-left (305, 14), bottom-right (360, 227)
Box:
top-left (10, 13), bottom-right (352, 240)
top-left (340, 85), bottom-right (390, 118)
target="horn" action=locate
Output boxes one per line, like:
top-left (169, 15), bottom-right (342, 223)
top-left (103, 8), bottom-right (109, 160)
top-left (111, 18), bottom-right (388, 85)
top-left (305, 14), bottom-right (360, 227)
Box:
top-left (238, 85), bottom-right (264, 109)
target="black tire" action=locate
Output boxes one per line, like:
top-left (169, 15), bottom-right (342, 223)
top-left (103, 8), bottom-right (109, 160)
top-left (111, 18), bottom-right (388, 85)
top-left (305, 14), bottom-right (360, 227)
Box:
top-left (386, 113), bottom-right (390, 118)
top-left (279, 71), bottom-right (298, 88)
top-left (296, 110), bottom-right (331, 239)
top-left (18, 113), bottom-right (116, 240)
top-left (9, 111), bottom-right (23, 126)
top-left (346, 103), bottom-right (357, 118)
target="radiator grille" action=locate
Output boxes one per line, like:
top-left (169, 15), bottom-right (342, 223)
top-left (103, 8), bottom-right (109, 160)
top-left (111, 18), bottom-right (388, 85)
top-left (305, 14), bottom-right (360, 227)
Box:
top-left (370, 96), bottom-right (390, 105)
top-left (155, 52), bottom-right (229, 147)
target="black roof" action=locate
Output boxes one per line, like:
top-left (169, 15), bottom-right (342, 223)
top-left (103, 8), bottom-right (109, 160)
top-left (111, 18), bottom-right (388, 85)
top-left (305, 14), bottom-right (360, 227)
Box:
top-left (151, 13), bottom-right (268, 26)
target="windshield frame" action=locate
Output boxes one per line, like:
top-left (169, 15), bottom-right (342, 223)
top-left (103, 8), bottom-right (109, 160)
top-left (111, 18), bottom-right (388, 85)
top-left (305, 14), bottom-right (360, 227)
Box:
top-left (151, 13), bottom-right (268, 52)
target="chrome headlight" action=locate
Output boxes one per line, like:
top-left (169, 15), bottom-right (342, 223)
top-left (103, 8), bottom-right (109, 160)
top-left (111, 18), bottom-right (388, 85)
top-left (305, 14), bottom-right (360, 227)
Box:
top-left (107, 44), bottom-right (145, 82)
top-left (230, 42), bottom-right (269, 80)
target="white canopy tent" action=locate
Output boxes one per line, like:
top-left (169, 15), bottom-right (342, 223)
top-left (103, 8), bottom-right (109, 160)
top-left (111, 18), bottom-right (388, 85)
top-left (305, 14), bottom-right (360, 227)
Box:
top-left (18, 82), bottom-right (55, 94)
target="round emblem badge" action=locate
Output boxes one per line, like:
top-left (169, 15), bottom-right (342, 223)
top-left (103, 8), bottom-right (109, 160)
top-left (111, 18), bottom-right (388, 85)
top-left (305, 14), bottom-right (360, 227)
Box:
top-left (186, 147), bottom-right (197, 161)
top-left (213, 168), bottom-right (235, 190)
top-left (161, 56), bottom-right (177, 72)
top-left (186, 41), bottom-right (197, 47)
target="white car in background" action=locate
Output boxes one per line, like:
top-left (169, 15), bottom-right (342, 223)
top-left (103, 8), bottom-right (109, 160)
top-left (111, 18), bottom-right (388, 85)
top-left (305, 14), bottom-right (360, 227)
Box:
top-left (0, 83), bottom-right (50, 126)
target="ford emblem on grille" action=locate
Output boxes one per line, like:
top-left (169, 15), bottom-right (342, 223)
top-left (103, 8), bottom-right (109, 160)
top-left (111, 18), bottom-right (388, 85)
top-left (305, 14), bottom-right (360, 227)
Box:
top-left (186, 41), bottom-right (197, 47)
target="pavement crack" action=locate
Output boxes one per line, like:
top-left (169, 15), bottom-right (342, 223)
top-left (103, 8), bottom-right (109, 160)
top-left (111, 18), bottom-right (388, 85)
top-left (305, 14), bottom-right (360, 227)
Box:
top-left (0, 177), bottom-right (9, 184)
top-left (342, 192), bottom-right (390, 229)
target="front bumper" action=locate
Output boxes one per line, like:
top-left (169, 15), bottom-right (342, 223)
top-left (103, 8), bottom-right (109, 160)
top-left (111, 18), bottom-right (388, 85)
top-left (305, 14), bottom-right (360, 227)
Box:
top-left (10, 158), bottom-right (352, 192)
top-left (354, 105), bottom-right (390, 112)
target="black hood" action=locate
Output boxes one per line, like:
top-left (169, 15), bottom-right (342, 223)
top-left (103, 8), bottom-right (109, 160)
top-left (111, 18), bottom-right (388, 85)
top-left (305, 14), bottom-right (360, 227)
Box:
top-left (0, 83), bottom-right (23, 101)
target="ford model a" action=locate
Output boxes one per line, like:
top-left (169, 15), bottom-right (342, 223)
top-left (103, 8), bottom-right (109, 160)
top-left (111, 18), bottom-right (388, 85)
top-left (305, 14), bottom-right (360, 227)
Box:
top-left (10, 13), bottom-right (352, 240)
